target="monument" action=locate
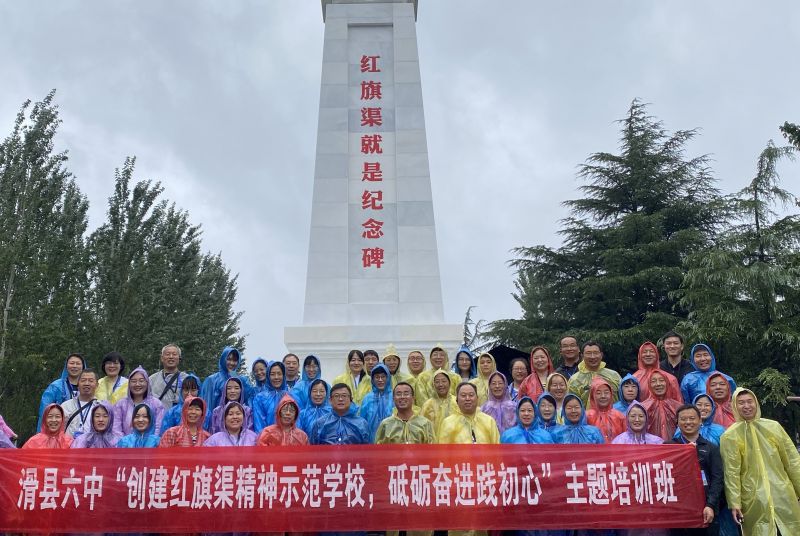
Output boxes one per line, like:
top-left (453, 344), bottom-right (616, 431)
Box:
top-left (284, 0), bottom-right (462, 381)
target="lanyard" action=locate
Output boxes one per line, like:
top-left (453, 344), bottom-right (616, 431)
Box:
top-left (77, 399), bottom-right (94, 426)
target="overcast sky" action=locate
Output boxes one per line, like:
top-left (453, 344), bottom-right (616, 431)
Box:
top-left (1, 1), bottom-right (798, 361)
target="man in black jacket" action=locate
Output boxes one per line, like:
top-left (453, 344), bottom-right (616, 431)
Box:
top-left (666, 404), bottom-right (723, 536)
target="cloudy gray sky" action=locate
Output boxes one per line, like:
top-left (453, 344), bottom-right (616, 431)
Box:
top-left (1, 1), bottom-right (798, 361)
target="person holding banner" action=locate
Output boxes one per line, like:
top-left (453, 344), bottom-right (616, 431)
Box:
top-left (22, 403), bottom-right (72, 449)
top-left (438, 382), bottom-right (500, 446)
top-left (256, 394), bottom-right (308, 446)
top-left (290, 354), bottom-right (323, 409)
top-left (161, 373), bottom-right (201, 431)
top-left (420, 369), bottom-right (458, 441)
top-left (149, 343), bottom-right (188, 409)
top-left (666, 404), bottom-right (723, 536)
top-left (359, 364), bottom-right (394, 442)
top-left (550, 393), bottom-right (604, 444)
top-left (309, 383), bottom-right (370, 445)
top-left (95, 351), bottom-right (128, 404)
top-left (113, 366), bottom-right (165, 436)
top-left (298, 379), bottom-right (331, 433)
top-left (71, 401), bottom-right (123, 448)
top-left (207, 401), bottom-right (259, 446)
top-left (37, 352), bottom-right (85, 430)
top-left (117, 403), bottom-right (160, 448)
top-left (159, 396), bottom-right (210, 447)
top-left (375, 381), bottom-right (434, 445)
top-left (500, 396), bottom-right (553, 444)
top-left (720, 388), bottom-right (800, 536)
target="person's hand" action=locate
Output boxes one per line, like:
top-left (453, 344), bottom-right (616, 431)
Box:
top-left (702, 506), bottom-right (714, 526)
top-left (731, 508), bottom-right (744, 525)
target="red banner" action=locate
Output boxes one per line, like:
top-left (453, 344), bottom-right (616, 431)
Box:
top-left (0, 444), bottom-right (704, 533)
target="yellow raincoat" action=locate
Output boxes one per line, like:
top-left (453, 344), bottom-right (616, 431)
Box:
top-left (720, 388), bottom-right (800, 536)
top-left (420, 369), bottom-right (459, 440)
top-left (469, 353), bottom-right (498, 406)
top-left (95, 376), bottom-right (128, 404)
top-left (438, 409), bottom-right (500, 445)
top-left (375, 414), bottom-right (435, 444)
top-left (332, 359), bottom-right (372, 405)
top-left (567, 361), bottom-right (621, 409)
top-left (414, 352), bottom-right (460, 408)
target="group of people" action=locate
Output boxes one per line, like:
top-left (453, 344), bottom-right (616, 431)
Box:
top-left (2, 334), bottom-right (798, 536)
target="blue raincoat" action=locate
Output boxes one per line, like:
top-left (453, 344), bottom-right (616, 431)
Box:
top-left (533, 393), bottom-right (559, 432)
top-left (298, 379), bottom-right (332, 433)
top-left (117, 403), bottom-right (161, 448)
top-left (250, 357), bottom-right (270, 395)
top-left (205, 376), bottom-right (252, 433)
top-left (451, 344), bottom-right (477, 380)
top-left (550, 394), bottom-right (605, 444)
top-left (613, 373), bottom-right (640, 413)
top-left (309, 404), bottom-right (370, 445)
top-left (161, 373), bottom-right (201, 431)
top-left (501, 397), bottom-right (554, 444)
top-left (252, 361), bottom-right (294, 431)
top-left (36, 354), bottom-right (86, 430)
top-left (680, 343), bottom-right (736, 403)
top-left (358, 364), bottom-right (394, 442)
top-left (200, 347), bottom-right (250, 411)
top-left (291, 355), bottom-right (323, 410)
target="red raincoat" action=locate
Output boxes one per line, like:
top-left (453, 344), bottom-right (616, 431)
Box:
top-left (22, 403), bottom-right (73, 449)
top-left (518, 345), bottom-right (555, 403)
top-left (257, 394), bottom-right (309, 446)
top-left (585, 376), bottom-right (626, 443)
top-left (159, 396), bottom-right (211, 447)
top-left (706, 371), bottom-right (735, 428)
top-left (633, 341), bottom-right (680, 402)
top-left (642, 371), bottom-right (682, 441)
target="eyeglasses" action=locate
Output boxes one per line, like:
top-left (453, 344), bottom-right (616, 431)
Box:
top-left (331, 394), bottom-right (350, 400)
top-left (394, 392), bottom-right (413, 398)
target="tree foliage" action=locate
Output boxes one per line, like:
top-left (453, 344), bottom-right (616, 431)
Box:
top-left (0, 93), bottom-right (244, 441)
top-left (491, 101), bottom-right (721, 371)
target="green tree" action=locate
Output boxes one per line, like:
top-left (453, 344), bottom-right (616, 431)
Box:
top-left (87, 157), bottom-right (244, 376)
top-left (491, 101), bottom-right (721, 370)
top-left (780, 122), bottom-right (800, 151)
top-left (0, 92), bottom-right (89, 437)
top-left (676, 140), bottom-right (800, 436)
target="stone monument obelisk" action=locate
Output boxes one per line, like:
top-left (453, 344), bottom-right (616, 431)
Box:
top-left (284, 0), bottom-right (461, 381)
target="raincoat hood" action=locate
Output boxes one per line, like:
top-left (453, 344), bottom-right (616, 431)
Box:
top-left (181, 396), bottom-right (207, 425)
top-left (308, 379), bottom-right (331, 408)
top-left (475, 352), bottom-right (498, 379)
top-left (545, 372), bottom-right (569, 397)
top-left (535, 392), bottom-right (559, 428)
top-left (705, 371), bottom-right (731, 400)
top-left (131, 402), bottom-right (157, 435)
top-left (407, 350), bottom-right (426, 374)
top-left (452, 345), bottom-right (476, 378)
top-left (266, 360), bottom-right (287, 392)
top-left (515, 396), bottom-right (537, 430)
top-left (561, 393), bottom-right (587, 425)
top-left (588, 376), bottom-right (615, 411)
top-left (731, 387), bottom-right (761, 422)
top-left (217, 346), bottom-right (242, 377)
top-left (222, 400), bottom-right (248, 429)
top-left (689, 343), bottom-right (717, 372)
top-left (624, 400), bottom-right (649, 433)
top-left (693, 393), bottom-right (718, 425)
top-left (76, 401), bottom-right (122, 448)
top-left (487, 371), bottom-right (511, 403)
top-left (40, 403), bottom-right (67, 436)
top-left (636, 341), bottom-right (661, 370)
top-left (431, 368), bottom-right (453, 398)
top-left (220, 377), bottom-right (246, 406)
top-left (301, 355), bottom-right (322, 381)
top-left (251, 358), bottom-right (269, 388)
top-left (274, 394), bottom-right (300, 427)
top-left (60, 353), bottom-right (87, 383)
top-left (648, 370), bottom-right (680, 401)
top-left (370, 364), bottom-right (392, 395)
top-left (429, 346), bottom-right (451, 368)
top-left (180, 372), bottom-right (202, 396)
top-left (618, 374), bottom-right (640, 403)
top-left (126, 366), bottom-right (152, 399)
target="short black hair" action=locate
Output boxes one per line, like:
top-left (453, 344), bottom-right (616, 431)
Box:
top-left (581, 340), bottom-right (603, 354)
top-left (347, 349), bottom-right (364, 362)
top-left (181, 376), bottom-right (199, 390)
top-left (676, 404), bottom-right (701, 420)
top-left (101, 351), bottom-right (125, 376)
top-left (559, 335), bottom-right (580, 346)
top-left (79, 368), bottom-right (98, 381)
top-left (661, 330), bottom-right (685, 344)
top-left (282, 353), bottom-right (299, 363)
top-left (363, 349), bottom-right (379, 358)
top-left (456, 381), bottom-right (478, 396)
top-left (330, 383), bottom-right (352, 398)
top-left (394, 381), bottom-right (414, 396)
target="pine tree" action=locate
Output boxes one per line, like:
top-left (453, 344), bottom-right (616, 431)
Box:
top-left (677, 141), bottom-right (800, 435)
top-left (491, 101), bottom-right (721, 370)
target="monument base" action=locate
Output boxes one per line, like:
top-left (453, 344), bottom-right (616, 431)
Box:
top-left (284, 324), bottom-right (462, 383)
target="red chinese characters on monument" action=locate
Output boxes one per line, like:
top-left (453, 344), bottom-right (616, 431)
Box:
top-left (358, 55), bottom-right (385, 269)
